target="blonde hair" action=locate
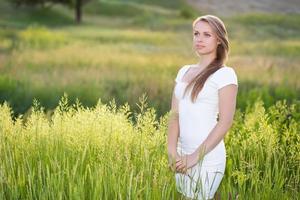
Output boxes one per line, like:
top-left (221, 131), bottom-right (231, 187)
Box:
top-left (184, 15), bottom-right (229, 102)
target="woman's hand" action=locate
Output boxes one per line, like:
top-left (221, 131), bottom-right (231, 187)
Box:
top-left (168, 153), bottom-right (182, 172)
top-left (175, 153), bottom-right (197, 174)
top-left (175, 149), bottom-right (205, 174)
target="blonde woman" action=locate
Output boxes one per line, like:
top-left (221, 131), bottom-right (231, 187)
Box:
top-left (167, 15), bottom-right (238, 200)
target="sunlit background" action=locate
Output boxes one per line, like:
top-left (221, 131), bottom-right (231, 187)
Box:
top-left (0, 0), bottom-right (299, 199)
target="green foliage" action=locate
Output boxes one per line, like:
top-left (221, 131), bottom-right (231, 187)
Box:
top-left (9, 0), bottom-right (90, 8)
top-left (223, 99), bottom-right (300, 198)
top-left (229, 13), bottom-right (300, 40)
top-left (83, 0), bottom-right (147, 17)
top-left (16, 25), bottom-right (69, 49)
top-left (0, 3), bottom-right (299, 197)
top-left (0, 97), bottom-right (175, 199)
top-left (232, 13), bottom-right (300, 30)
top-left (0, 2), bottom-right (74, 27)
top-left (237, 80), bottom-right (300, 112)
top-left (0, 98), bottom-right (299, 199)
top-left (131, 12), bottom-right (164, 29)
top-left (9, 0), bottom-right (45, 7)
top-left (114, 0), bottom-right (184, 9)
top-left (179, 5), bottom-right (198, 19)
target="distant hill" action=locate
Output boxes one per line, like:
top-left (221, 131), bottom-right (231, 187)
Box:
top-left (186, 0), bottom-right (300, 16)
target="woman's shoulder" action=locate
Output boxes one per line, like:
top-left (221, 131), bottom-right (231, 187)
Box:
top-left (214, 65), bottom-right (237, 75)
top-left (175, 64), bottom-right (193, 82)
top-left (212, 65), bottom-right (237, 79)
top-left (177, 64), bottom-right (192, 72)
top-left (211, 65), bottom-right (238, 89)
top-left (176, 63), bottom-right (201, 74)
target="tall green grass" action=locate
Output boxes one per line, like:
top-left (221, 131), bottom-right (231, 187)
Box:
top-left (0, 97), bottom-right (299, 199)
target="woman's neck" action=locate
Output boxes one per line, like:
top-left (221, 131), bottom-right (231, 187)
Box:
top-left (196, 54), bottom-right (216, 69)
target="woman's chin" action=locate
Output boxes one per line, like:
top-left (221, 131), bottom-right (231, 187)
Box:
top-left (196, 50), bottom-right (208, 55)
top-left (196, 49), bottom-right (214, 56)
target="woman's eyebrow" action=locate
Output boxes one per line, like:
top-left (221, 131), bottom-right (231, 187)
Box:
top-left (193, 30), bottom-right (212, 34)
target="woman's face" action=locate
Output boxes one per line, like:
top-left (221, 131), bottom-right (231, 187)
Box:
top-left (193, 20), bottom-right (219, 56)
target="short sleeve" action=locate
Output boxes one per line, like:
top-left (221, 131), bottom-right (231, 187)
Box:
top-left (175, 65), bottom-right (189, 83)
top-left (213, 67), bottom-right (238, 90)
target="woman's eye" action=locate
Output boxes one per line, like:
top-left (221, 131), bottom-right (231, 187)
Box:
top-left (204, 33), bottom-right (211, 37)
top-left (194, 32), bottom-right (199, 36)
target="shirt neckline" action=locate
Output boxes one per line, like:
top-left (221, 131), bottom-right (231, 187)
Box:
top-left (180, 65), bottom-right (203, 84)
top-left (179, 64), bottom-right (227, 84)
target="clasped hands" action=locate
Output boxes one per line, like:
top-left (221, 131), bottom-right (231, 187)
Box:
top-left (168, 151), bottom-right (202, 174)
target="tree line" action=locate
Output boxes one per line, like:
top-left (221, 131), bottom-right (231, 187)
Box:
top-left (10, 0), bottom-right (90, 23)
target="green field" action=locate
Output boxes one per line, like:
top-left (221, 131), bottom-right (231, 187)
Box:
top-left (1, 97), bottom-right (299, 199)
top-left (0, 0), bottom-right (299, 199)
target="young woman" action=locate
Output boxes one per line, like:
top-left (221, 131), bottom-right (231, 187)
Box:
top-left (167, 15), bottom-right (238, 199)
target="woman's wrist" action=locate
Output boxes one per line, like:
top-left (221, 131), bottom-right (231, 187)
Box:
top-left (168, 151), bottom-right (178, 158)
top-left (168, 146), bottom-right (178, 156)
top-left (194, 144), bottom-right (206, 160)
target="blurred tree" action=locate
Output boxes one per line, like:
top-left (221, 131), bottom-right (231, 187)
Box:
top-left (10, 0), bottom-right (90, 23)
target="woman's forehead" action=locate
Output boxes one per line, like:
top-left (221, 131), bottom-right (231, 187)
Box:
top-left (193, 21), bottom-right (213, 32)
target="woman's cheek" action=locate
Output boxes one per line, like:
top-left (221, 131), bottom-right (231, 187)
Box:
top-left (209, 40), bottom-right (218, 49)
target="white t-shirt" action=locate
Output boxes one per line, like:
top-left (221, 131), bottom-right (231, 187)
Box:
top-left (174, 64), bottom-right (238, 165)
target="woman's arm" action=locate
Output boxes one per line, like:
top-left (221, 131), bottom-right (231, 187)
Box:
top-left (176, 84), bottom-right (238, 172)
top-left (167, 87), bottom-right (181, 170)
top-left (199, 84), bottom-right (238, 154)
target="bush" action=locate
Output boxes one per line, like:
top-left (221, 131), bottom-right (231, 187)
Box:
top-left (179, 6), bottom-right (198, 19)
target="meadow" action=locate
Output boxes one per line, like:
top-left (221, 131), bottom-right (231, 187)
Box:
top-left (0, 0), bottom-right (299, 199)
top-left (0, 96), bottom-right (299, 199)
top-left (0, 1), bottom-right (299, 117)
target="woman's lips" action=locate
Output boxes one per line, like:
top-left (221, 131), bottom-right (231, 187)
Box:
top-left (196, 44), bottom-right (205, 48)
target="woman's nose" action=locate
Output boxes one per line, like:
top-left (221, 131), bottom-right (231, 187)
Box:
top-left (195, 37), bottom-right (203, 43)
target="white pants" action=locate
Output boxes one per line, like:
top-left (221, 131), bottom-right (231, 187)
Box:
top-left (175, 160), bottom-right (226, 200)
